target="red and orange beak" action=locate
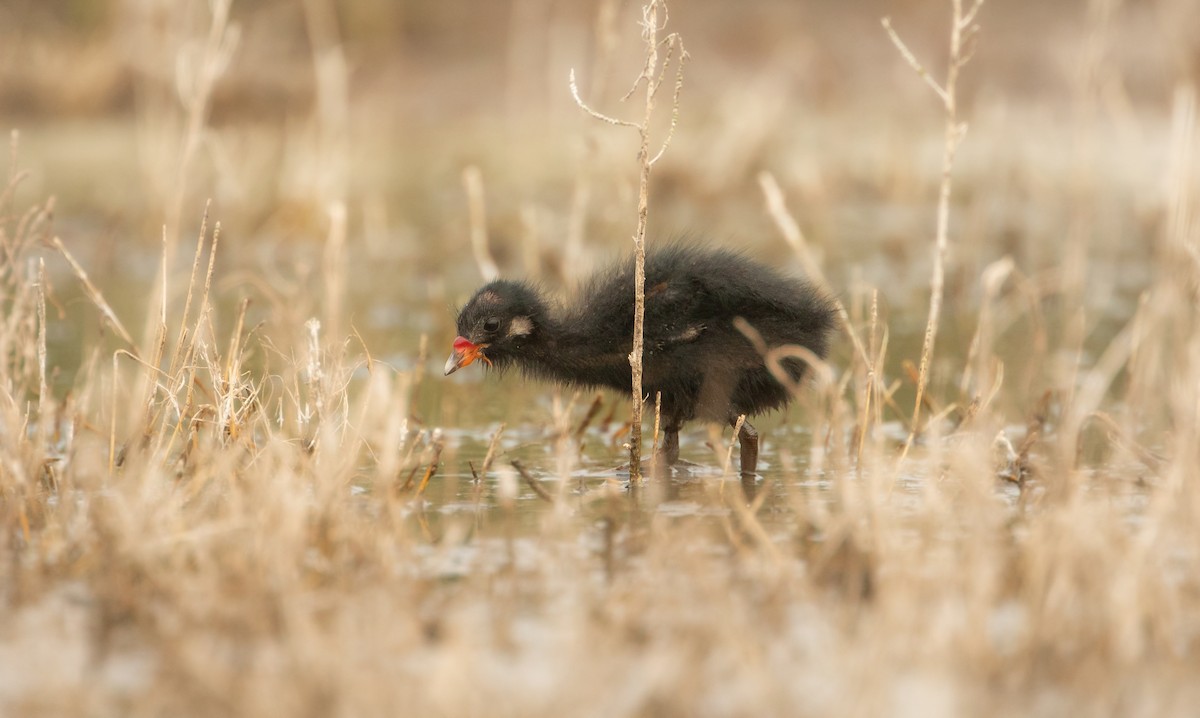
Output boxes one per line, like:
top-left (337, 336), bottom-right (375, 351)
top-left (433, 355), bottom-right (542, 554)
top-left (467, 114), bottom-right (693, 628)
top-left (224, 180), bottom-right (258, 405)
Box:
top-left (444, 336), bottom-right (492, 376)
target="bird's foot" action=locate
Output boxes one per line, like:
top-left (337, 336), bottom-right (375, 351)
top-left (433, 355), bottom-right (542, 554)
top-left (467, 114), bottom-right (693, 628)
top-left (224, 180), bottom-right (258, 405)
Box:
top-left (740, 472), bottom-right (759, 501)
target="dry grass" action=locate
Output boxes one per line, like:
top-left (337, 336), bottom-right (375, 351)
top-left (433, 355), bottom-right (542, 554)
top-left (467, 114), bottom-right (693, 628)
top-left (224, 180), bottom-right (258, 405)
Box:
top-left (2, 0), bottom-right (1200, 716)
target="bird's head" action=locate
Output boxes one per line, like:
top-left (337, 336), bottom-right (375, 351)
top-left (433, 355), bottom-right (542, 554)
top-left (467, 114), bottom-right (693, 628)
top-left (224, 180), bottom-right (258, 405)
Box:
top-left (444, 280), bottom-right (543, 376)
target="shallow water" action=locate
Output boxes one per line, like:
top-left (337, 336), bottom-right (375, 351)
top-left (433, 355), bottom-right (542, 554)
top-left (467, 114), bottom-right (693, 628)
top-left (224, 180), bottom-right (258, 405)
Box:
top-left (30, 209), bottom-right (1149, 537)
top-left (22, 104), bottom-right (1156, 539)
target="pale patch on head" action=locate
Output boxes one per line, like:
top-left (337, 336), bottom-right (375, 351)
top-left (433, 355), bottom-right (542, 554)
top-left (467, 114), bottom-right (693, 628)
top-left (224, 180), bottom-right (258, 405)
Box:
top-left (507, 316), bottom-right (534, 338)
top-left (477, 290), bottom-right (502, 305)
top-left (672, 325), bottom-right (704, 342)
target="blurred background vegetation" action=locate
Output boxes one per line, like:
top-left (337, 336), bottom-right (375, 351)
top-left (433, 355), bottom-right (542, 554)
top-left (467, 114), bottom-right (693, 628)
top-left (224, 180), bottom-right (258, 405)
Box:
top-left (2, 0), bottom-right (1197, 422)
top-left (5, 0), bottom-right (1195, 235)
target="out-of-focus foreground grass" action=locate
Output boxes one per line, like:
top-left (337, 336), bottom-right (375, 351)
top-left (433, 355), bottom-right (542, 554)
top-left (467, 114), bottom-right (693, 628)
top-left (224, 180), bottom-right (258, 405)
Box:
top-left (2, 0), bottom-right (1200, 715)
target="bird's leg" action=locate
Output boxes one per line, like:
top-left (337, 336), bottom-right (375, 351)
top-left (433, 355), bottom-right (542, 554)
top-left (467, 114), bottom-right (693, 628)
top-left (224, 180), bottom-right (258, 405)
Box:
top-left (651, 426), bottom-right (679, 480)
top-left (731, 417), bottom-right (759, 478)
top-left (657, 425), bottom-right (681, 466)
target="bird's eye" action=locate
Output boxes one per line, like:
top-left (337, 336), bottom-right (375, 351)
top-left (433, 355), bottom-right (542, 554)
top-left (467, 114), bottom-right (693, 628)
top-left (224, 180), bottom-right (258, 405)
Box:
top-left (483, 318), bottom-right (501, 332)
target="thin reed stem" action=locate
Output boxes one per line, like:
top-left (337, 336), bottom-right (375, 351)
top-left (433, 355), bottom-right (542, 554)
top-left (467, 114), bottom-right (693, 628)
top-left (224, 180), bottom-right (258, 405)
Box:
top-left (885, 0), bottom-right (983, 461)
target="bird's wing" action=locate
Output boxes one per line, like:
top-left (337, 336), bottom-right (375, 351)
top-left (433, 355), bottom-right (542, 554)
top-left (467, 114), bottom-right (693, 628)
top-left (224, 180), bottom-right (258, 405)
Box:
top-left (570, 255), bottom-right (721, 356)
top-left (643, 277), bottom-right (709, 353)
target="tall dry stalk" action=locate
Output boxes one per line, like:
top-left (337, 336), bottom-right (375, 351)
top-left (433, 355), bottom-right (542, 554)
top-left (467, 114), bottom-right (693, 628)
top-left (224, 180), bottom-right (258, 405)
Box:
top-left (163, 0), bottom-right (239, 254)
top-left (882, 0), bottom-right (984, 460)
top-left (570, 0), bottom-right (686, 483)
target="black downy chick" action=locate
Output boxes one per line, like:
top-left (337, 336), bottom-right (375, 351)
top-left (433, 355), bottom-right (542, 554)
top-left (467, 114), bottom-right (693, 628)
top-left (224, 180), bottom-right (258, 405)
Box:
top-left (445, 244), bottom-right (836, 478)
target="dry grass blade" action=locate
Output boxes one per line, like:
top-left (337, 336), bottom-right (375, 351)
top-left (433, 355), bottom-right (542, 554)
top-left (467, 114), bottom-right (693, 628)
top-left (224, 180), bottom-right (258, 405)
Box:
top-left (511, 459), bottom-right (555, 503)
top-left (35, 259), bottom-right (48, 446)
top-left (758, 171), bottom-right (873, 373)
top-left (651, 390), bottom-right (661, 474)
top-left (139, 226), bottom-right (171, 442)
top-left (220, 297), bottom-right (251, 441)
top-left (573, 394), bottom-right (605, 438)
top-left (721, 414), bottom-right (746, 482)
top-left (733, 317), bottom-right (837, 395)
top-left (169, 203), bottom-right (211, 376)
top-left (415, 431), bottom-right (445, 497)
top-left (758, 171), bottom-right (821, 281)
top-left (471, 423), bottom-right (506, 504)
top-left (163, 220), bottom-right (223, 457)
top-left (569, 69), bottom-right (638, 128)
top-left (51, 236), bottom-right (137, 351)
top-left (881, 17), bottom-right (950, 107)
top-left (647, 34), bottom-right (688, 166)
top-left (1085, 411), bottom-right (1166, 472)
